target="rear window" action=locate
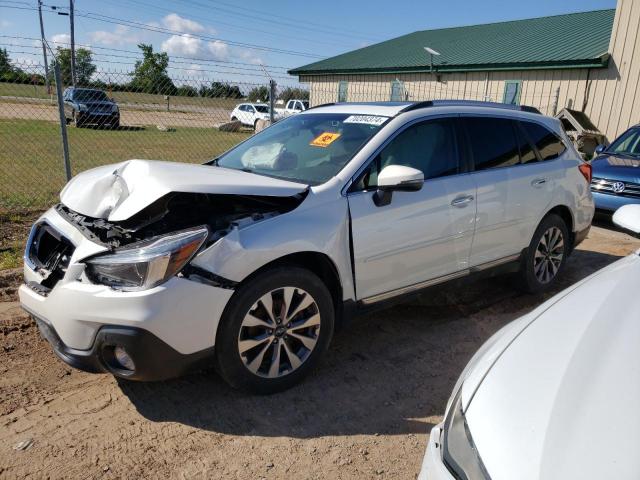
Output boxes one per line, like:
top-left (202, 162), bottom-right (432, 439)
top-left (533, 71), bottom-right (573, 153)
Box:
top-left (465, 117), bottom-right (520, 170)
top-left (521, 121), bottom-right (566, 161)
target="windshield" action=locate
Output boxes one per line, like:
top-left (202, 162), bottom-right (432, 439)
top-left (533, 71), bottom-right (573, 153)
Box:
top-left (215, 113), bottom-right (388, 184)
top-left (607, 128), bottom-right (640, 157)
top-left (254, 105), bottom-right (269, 113)
top-left (73, 89), bottom-right (109, 102)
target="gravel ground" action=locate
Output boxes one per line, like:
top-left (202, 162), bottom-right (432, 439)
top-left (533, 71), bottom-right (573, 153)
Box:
top-left (0, 224), bottom-right (638, 479)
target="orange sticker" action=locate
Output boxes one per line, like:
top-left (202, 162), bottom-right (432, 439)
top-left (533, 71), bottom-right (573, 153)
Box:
top-left (310, 132), bottom-right (341, 147)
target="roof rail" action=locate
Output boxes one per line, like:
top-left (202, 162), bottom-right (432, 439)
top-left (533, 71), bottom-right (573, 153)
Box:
top-left (398, 100), bottom-right (541, 115)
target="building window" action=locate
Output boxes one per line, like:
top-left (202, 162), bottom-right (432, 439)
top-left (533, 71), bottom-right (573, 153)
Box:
top-left (338, 81), bottom-right (348, 102)
top-left (503, 80), bottom-right (521, 105)
top-left (390, 80), bottom-right (404, 101)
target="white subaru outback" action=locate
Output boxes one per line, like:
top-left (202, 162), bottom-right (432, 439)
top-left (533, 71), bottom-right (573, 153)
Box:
top-left (20, 100), bottom-right (594, 393)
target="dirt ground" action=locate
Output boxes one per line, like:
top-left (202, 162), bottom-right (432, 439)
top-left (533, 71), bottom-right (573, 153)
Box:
top-left (1, 223), bottom-right (638, 480)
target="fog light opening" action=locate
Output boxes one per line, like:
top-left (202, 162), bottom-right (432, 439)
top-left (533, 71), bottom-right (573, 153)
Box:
top-left (113, 346), bottom-right (135, 371)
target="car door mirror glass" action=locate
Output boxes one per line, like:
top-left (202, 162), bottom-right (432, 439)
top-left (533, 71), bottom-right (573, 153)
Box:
top-left (613, 204), bottom-right (640, 236)
top-left (595, 144), bottom-right (606, 155)
top-left (373, 165), bottom-right (424, 207)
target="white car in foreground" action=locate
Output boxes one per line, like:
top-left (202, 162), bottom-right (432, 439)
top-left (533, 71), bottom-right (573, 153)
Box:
top-left (230, 103), bottom-right (274, 128)
top-left (20, 101), bottom-right (593, 393)
top-left (419, 204), bottom-right (640, 480)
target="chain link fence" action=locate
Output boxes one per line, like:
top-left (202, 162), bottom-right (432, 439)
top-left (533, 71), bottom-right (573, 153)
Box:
top-left (1, 61), bottom-right (565, 216)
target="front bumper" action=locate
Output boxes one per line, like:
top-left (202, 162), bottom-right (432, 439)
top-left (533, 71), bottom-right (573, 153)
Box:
top-left (78, 112), bottom-right (119, 125)
top-left (592, 191), bottom-right (640, 212)
top-left (30, 312), bottom-right (215, 381)
top-left (418, 424), bottom-right (455, 480)
top-left (19, 208), bottom-right (235, 379)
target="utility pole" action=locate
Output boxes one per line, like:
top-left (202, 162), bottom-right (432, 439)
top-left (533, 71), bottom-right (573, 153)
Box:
top-left (37, 0), bottom-right (51, 94)
top-left (69, 0), bottom-right (76, 87)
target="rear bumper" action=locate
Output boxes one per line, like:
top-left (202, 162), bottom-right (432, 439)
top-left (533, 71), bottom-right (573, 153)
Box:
top-left (592, 191), bottom-right (640, 212)
top-left (30, 310), bottom-right (215, 381)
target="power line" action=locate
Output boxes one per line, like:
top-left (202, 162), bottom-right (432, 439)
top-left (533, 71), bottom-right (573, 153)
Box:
top-left (0, 36), bottom-right (293, 71)
top-left (0, 3), bottom-right (324, 59)
top-left (99, 0), bottom-right (364, 50)
top-left (178, 0), bottom-right (381, 42)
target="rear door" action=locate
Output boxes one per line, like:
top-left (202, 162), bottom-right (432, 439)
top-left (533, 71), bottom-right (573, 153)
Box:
top-left (348, 116), bottom-right (477, 301)
top-left (462, 116), bottom-right (554, 266)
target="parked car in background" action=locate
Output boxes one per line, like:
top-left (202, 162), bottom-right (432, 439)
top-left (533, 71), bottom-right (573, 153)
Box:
top-left (230, 103), bottom-right (275, 128)
top-left (275, 99), bottom-right (309, 117)
top-left (20, 100), bottom-right (593, 394)
top-left (63, 87), bottom-right (120, 128)
top-left (590, 124), bottom-right (640, 212)
top-left (419, 204), bottom-right (640, 480)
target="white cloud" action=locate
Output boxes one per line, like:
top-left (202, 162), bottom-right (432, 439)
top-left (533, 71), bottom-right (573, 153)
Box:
top-left (161, 34), bottom-right (202, 56)
top-left (236, 49), bottom-right (263, 66)
top-left (88, 25), bottom-right (140, 46)
top-left (207, 40), bottom-right (229, 61)
top-left (162, 13), bottom-right (207, 33)
top-left (51, 33), bottom-right (71, 46)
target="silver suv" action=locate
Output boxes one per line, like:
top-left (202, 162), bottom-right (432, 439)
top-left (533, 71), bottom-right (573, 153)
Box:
top-left (20, 101), bottom-right (594, 393)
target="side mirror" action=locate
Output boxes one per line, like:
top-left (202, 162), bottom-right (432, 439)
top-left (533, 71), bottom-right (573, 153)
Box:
top-left (613, 204), bottom-right (640, 236)
top-left (373, 165), bottom-right (424, 207)
top-left (595, 144), bottom-right (606, 155)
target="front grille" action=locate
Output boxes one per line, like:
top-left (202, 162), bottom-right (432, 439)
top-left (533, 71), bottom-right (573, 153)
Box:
top-left (26, 223), bottom-right (75, 289)
top-left (590, 177), bottom-right (640, 199)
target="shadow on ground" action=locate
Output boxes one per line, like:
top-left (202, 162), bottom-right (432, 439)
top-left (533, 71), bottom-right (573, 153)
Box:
top-left (119, 248), bottom-right (622, 438)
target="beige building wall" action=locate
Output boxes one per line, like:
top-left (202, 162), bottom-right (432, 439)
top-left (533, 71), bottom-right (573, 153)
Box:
top-left (299, 0), bottom-right (640, 142)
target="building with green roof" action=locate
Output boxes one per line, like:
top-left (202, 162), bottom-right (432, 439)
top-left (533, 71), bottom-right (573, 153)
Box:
top-left (289, 1), bottom-right (640, 142)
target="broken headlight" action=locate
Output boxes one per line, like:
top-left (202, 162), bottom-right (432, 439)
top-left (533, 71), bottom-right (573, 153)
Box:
top-left (85, 226), bottom-right (208, 291)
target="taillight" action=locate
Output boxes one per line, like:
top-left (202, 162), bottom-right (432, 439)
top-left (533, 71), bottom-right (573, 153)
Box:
top-left (578, 163), bottom-right (592, 183)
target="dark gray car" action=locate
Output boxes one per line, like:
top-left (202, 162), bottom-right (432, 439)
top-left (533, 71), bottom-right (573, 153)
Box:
top-left (63, 88), bottom-right (120, 128)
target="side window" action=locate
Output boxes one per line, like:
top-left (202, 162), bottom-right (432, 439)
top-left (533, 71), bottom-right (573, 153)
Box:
top-left (287, 100), bottom-right (294, 109)
top-left (294, 101), bottom-right (303, 111)
top-left (465, 117), bottom-right (520, 170)
top-left (521, 121), bottom-right (566, 161)
top-left (338, 81), bottom-right (348, 102)
top-left (355, 118), bottom-right (458, 190)
top-left (247, 105), bottom-right (256, 113)
top-left (390, 80), bottom-right (404, 101)
top-left (514, 122), bottom-right (538, 164)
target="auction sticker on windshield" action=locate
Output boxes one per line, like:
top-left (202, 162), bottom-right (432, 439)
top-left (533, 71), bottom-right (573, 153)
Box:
top-left (310, 132), bottom-right (341, 148)
top-left (343, 115), bottom-right (389, 126)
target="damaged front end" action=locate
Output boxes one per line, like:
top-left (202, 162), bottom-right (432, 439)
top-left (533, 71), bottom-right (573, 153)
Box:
top-left (51, 191), bottom-right (307, 291)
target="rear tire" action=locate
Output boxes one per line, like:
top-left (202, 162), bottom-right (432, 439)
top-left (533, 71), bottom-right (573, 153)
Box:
top-left (73, 111), bottom-right (83, 128)
top-left (216, 267), bottom-right (334, 394)
top-left (518, 214), bottom-right (570, 293)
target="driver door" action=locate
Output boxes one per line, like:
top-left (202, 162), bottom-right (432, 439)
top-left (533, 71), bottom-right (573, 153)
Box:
top-left (347, 117), bottom-right (477, 301)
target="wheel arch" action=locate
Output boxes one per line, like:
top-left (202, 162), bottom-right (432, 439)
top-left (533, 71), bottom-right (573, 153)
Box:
top-left (218, 251), bottom-right (346, 337)
top-left (544, 204), bottom-right (575, 247)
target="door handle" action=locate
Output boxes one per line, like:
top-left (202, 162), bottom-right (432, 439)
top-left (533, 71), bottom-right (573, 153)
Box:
top-left (531, 178), bottom-right (547, 187)
top-left (451, 195), bottom-right (474, 207)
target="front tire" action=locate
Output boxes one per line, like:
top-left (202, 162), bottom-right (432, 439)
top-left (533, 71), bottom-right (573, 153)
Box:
top-left (216, 267), bottom-right (334, 394)
top-left (519, 214), bottom-right (570, 293)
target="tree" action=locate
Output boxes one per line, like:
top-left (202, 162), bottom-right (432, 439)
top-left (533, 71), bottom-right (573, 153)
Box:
top-left (129, 44), bottom-right (176, 95)
top-left (279, 86), bottom-right (309, 103)
top-left (199, 81), bottom-right (243, 98)
top-left (246, 85), bottom-right (269, 102)
top-left (0, 48), bottom-right (12, 76)
top-left (50, 47), bottom-right (96, 86)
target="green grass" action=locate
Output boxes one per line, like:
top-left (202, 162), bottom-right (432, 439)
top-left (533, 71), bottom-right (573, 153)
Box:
top-left (0, 118), bottom-right (250, 210)
top-left (0, 82), bottom-right (242, 109)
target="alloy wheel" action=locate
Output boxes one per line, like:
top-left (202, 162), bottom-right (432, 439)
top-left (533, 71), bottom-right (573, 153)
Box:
top-left (237, 286), bottom-right (321, 378)
top-left (534, 226), bottom-right (565, 284)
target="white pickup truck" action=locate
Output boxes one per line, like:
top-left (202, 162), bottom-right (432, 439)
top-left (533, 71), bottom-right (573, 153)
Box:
top-left (275, 99), bottom-right (309, 117)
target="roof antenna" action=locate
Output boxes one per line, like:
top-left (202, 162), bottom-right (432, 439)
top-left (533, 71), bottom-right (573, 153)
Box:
top-left (424, 47), bottom-right (441, 74)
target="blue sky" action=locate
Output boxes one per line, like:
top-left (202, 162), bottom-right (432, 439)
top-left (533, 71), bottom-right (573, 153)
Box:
top-left (0, 0), bottom-right (617, 86)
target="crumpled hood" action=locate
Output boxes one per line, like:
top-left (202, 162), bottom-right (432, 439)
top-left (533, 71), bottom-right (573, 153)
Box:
top-left (60, 159), bottom-right (308, 221)
top-left (464, 253), bottom-right (640, 480)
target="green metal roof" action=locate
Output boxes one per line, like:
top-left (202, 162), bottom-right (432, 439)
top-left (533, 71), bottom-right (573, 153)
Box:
top-left (289, 9), bottom-right (615, 76)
